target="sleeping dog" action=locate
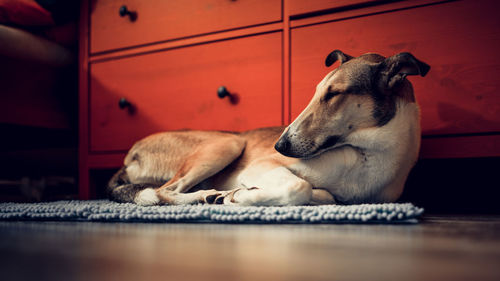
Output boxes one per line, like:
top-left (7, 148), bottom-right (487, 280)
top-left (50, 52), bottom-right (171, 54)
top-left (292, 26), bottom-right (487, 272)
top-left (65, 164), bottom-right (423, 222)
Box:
top-left (108, 50), bottom-right (430, 206)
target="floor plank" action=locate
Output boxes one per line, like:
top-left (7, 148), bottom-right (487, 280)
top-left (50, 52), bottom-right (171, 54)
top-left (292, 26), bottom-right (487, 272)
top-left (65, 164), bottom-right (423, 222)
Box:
top-left (1, 215), bottom-right (499, 281)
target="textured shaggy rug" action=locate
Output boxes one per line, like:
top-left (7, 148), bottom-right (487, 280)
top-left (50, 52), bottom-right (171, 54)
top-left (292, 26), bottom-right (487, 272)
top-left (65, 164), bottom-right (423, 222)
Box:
top-left (0, 200), bottom-right (424, 224)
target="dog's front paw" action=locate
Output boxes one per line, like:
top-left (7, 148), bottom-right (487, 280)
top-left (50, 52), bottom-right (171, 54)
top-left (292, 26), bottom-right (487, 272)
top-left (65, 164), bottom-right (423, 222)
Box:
top-left (202, 189), bottom-right (225, 204)
top-left (214, 189), bottom-right (238, 205)
top-left (212, 187), bottom-right (259, 205)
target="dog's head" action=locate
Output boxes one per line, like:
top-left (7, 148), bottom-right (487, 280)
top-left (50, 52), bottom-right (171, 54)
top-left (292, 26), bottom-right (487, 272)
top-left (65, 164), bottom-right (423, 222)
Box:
top-left (275, 50), bottom-right (430, 158)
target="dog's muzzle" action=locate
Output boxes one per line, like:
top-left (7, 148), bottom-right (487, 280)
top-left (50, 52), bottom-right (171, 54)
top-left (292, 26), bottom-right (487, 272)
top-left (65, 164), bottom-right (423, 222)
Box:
top-left (275, 132), bottom-right (295, 157)
top-left (275, 134), bottom-right (289, 153)
top-left (275, 131), bottom-right (342, 159)
top-left (275, 131), bottom-right (313, 158)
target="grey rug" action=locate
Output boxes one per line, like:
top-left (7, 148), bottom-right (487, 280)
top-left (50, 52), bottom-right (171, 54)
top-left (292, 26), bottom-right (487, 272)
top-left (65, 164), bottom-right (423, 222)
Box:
top-left (0, 200), bottom-right (424, 224)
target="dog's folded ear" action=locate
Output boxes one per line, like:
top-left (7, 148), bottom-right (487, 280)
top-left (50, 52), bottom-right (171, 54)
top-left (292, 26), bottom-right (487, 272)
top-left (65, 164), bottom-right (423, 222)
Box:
top-left (325, 50), bottom-right (353, 67)
top-left (381, 52), bottom-right (430, 88)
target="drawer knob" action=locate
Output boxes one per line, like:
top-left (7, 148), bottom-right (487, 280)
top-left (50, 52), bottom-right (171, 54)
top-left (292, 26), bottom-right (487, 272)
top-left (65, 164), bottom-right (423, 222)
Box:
top-left (118, 97), bottom-right (131, 109)
top-left (217, 86), bottom-right (231, 99)
top-left (119, 5), bottom-right (137, 21)
top-left (217, 86), bottom-right (239, 105)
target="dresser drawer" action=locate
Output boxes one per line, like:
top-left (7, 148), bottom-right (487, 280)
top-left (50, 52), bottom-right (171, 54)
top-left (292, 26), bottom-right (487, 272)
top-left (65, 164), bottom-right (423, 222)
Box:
top-left (290, 0), bottom-right (500, 136)
top-left (90, 32), bottom-right (282, 152)
top-left (90, 0), bottom-right (282, 53)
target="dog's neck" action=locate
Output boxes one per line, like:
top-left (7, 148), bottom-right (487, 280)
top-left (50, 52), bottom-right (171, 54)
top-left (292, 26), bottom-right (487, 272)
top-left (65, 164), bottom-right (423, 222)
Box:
top-left (347, 98), bottom-right (420, 156)
top-left (345, 98), bottom-right (421, 201)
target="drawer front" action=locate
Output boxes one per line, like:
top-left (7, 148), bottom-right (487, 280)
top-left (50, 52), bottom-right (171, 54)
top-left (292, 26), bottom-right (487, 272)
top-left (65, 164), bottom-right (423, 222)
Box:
top-left (291, 0), bottom-right (500, 136)
top-left (289, 0), bottom-right (376, 16)
top-left (90, 32), bottom-right (282, 152)
top-left (90, 0), bottom-right (282, 53)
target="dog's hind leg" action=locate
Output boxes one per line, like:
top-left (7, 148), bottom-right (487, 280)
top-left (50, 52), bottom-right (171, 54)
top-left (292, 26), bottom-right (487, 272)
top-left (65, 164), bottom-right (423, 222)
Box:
top-left (154, 134), bottom-right (246, 205)
top-left (109, 131), bottom-right (245, 205)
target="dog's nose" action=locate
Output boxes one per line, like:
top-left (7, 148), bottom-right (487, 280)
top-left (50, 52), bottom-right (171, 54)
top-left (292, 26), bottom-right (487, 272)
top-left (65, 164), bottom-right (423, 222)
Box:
top-left (275, 135), bottom-right (291, 155)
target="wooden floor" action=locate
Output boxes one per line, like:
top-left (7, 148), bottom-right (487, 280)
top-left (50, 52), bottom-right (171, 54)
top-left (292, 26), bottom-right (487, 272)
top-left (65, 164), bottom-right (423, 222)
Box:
top-left (1, 215), bottom-right (499, 281)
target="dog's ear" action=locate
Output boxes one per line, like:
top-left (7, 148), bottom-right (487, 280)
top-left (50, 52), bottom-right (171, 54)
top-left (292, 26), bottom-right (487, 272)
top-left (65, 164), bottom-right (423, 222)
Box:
top-left (325, 50), bottom-right (353, 67)
top-left (380, 52), bottom-right (430, 89)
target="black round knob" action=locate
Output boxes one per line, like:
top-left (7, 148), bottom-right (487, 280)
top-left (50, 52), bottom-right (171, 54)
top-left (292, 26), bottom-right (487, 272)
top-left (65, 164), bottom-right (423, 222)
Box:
top-left (118, 97), bottom-right (131, 109)
top-left (119, 5), bottom-right (137, 21)
top-left (217, 86), bottom-right (231, 99)
top-left (119, 5), bottom-right (130, 17)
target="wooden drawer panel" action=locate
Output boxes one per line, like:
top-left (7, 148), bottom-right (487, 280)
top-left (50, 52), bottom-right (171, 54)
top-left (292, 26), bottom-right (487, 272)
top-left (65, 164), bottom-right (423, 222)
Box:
top-left (291, 0), bottom-right (500, 136)
top-left (289, 0), bottom-right (378, 16)
top-left (90, 0), bottom-right (281, 53)
top-left (90, 32), bottom-right (282, 152)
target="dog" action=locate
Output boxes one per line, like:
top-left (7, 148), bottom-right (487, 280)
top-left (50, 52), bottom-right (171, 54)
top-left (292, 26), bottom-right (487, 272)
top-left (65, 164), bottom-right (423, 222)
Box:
top-left (107, 50), bottom-right (430, 206)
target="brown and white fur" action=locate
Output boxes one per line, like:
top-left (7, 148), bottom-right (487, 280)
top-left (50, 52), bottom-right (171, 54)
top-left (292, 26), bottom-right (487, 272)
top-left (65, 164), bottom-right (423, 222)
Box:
top-left (107, 50), bottom-right (430, 206)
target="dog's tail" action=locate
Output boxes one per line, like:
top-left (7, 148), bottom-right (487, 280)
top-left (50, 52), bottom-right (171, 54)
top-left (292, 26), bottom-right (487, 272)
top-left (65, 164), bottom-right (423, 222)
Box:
top-left (107, 166), bottom-right (161, 205)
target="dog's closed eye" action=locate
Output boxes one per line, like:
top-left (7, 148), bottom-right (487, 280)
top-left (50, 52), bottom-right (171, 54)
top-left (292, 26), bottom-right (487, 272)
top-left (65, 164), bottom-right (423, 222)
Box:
top-left (322, 86), bottom-right (341, 102)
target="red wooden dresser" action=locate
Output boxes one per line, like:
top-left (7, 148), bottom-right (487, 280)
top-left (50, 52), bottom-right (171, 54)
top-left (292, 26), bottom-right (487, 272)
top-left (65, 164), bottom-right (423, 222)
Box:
top-left (79, 0), bottom-right (500, 199)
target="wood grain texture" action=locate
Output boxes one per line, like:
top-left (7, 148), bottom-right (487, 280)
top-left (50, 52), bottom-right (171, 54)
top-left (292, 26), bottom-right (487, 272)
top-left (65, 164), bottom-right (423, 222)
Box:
top-left (0, 215), bottom-right (499, 281)
top-left (90, 32), bottom-right (282, 152)
top-left (290, 0), bottom-right (500, 136)
top-left (90, 0), bottom-right (282, 53)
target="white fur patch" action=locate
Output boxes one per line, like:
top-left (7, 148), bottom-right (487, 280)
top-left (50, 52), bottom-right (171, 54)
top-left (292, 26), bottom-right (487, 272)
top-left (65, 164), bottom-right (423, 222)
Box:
top-left (134, 188), bottom-right (160, 206)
